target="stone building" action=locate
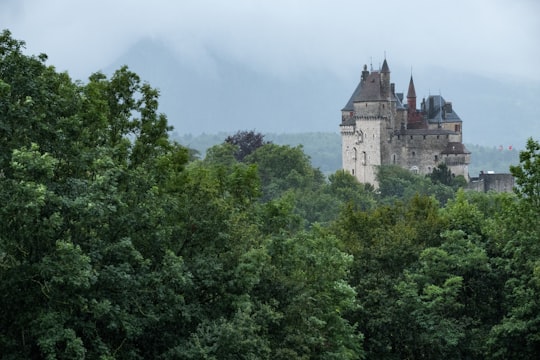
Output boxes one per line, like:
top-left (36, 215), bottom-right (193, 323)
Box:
top-left (468, 172), bottom-right (515, 193)
top-left (340, 60), bottom-right (470, 187)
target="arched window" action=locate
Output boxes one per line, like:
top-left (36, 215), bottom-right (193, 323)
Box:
top-left (410, 165), bottom-right (419, 174)
top-left (362, 151), bottom-right (367, 165)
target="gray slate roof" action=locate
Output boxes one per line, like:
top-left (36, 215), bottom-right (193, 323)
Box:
top-left (342, 79), bottom-right (363, 111)
top-left (342, 71), bottom-right (403, 111)
top-left (426, 95), bottom-right (462, 123)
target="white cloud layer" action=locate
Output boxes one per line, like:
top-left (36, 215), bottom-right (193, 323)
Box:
top-left (2, 0), bottom-right (539, 81)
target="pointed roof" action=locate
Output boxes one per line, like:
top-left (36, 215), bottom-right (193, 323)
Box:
top-left (381, 59), bottom-right (390, 73)
top-left (342, 70), bottom-right (385, 110)
top-left (407, 75), bottom-right (416, 98)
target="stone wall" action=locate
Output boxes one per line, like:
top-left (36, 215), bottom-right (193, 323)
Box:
top-left (468, 173), bottom-right (515, 193)
top-left (341, 117), bottom-right (384, 185)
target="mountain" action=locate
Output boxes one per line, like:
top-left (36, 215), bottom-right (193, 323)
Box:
top-left (105, 39), bottom-right (539, 149)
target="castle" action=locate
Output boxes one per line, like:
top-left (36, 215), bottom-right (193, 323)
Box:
top-left (340, 59), bottom-right (470, 187)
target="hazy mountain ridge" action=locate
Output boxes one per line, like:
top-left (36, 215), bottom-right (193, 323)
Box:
top-left (107, 39), bottom-right (538, 149)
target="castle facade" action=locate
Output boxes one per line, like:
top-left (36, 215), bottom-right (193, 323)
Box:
top-left (340, 60), bottom-right (470, 187)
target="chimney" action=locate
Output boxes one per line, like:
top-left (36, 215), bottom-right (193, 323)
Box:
top-left (445, 102), bottom-right (453, 114)
top-left (361, 64), bottom-right (369, 82)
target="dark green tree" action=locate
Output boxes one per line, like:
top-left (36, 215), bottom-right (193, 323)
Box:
top-left (377, 164), bottom-right (455, 205)
top-left (245, 143), bottom-right (324, 201)
top-left (510, 137), bottom-right (540, 208)
top-left (485, 138), bottom-right (540, 358)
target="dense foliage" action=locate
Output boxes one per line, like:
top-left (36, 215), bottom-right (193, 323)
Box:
top-left (1, 30), bottom-right (539, 359)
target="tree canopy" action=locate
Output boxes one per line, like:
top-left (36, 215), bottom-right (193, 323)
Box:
top-left (1, 30), bottom-right (539, 359)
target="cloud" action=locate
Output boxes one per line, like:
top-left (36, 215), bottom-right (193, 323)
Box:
top-left (1, 0), bottom-right (539, 81)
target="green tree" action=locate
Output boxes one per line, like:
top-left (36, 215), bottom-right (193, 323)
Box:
top-left (256, 229), bottom-right (364, 359)
top-left (0, 30), bottom-right (198, 358)
top-left (394, 229), bottom-right (499, 358)
top-left (245, 143), bottom-right (324, 201)
top-left (485, 138), bottom-right (540, 358)
top-left (327, 170), bottom-right (376, 211)
top-left (377, 165), bottom-right (455, 205)
top-left (510, 137), bottom-right (540, 208)
top-left (331, 194), bottom-right (447, 358)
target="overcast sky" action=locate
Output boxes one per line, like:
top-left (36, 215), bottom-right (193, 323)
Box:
top-left (2, 0), bottom-right (539, 83)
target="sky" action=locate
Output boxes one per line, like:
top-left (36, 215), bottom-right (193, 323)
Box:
top-left (1, 0), bottom-right (539, 145)
top-left (2, 0), bottom-right (539, 82)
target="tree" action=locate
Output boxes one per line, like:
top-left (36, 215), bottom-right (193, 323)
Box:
top-left (377, 164), bottom-right (455, 205)
top-left (429, 163), bottom-right (454, 185)
top-left (245, 143), bottom-right (324, 201)
top-left (485, 138), bottom-right (540, 358)
top-left (510, 137), bottom-right (540, 208)
top-left (327, 169), bottom-right (376, 211)
top-left (256, 228), bottom-right (364, 359)
top-left (331, 194), bottom-right (447, 358)
top-left (225, 130), bottom-right (270, 161)
top-left (0, 30), bottom-right (196, 358)
top-left (428, 163), bottom-right (467, 189)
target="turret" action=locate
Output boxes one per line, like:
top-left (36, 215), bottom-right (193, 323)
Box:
top-left (380, 59), bottom-right (391, 99)
top-left (406, 74), bottom-right (424, 127)
top-left (407, 75), bottom-right (417, 111)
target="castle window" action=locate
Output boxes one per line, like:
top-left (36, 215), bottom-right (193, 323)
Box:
top-left (362, 151), bottom-right (367, 165)
top-left (437, 135), bottom-right (440, 139)
top-left (393, 154), bottom-right (396, 164)
top-left (410, 166), bottom-right (419, 174)
top-left (455, 124), bottom-right (461, 132)
top-left (434, 155), bottom-right (438, 162)
top-left (355, 130), bottom-right (363, 144)
top-left (410, 135), bottom-right (413, 140)
top-left (412, 151), bottom-right (416, 157)
top-left (423, 135), bottom-right (426, 140)
top-left (352, 169), bottom-right (354, 175)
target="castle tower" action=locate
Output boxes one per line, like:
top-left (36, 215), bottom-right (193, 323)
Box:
top-left (340, 59), bottom-right (471, 187)
top-left (340, 60), bottom-right (396, 186)
top-left (380, 59), bottom-right (391, 100)
top-left (406, 75), bottom-right (424, 127)
top-left (407, 75), bottom-right (416, 111)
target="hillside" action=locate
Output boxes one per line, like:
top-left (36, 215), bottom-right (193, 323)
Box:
top-left (107, 39), bottom-right (539, 148)
top-left (173, 131), bottom-right (519, 177)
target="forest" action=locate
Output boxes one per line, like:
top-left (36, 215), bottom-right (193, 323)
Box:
top-left (1, 30), bottom-right (539, 359)
top-left (174, 133), bottom-right (520, 177)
